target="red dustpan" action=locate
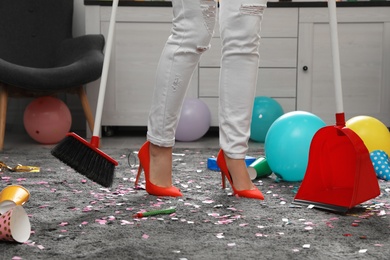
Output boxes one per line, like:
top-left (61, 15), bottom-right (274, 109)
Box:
top-left (292, 0), bottom-right (380, 213)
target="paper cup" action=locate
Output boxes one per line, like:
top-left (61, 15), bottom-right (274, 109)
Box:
top-left (0, 185), bottom-right (30, 214)
top-left (248, 157), bottom-right (272, 180)
top-left (0, 205), bottom-right (31, 243)
top-left (0, 201), bottom-right (17, 215)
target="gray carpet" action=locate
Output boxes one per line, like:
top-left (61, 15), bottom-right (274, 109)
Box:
top-left (0, 145), bottom-right (389, 260)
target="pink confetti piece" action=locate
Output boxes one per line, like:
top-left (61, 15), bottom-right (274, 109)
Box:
top-left (239, 223), bottom-right (249, 227)
top-left (59, 222), bottom-right (69, 227)
top-left (326, 222), bottom-right (334, 228)
top-left (227, 207), bottom-right (237, 211)
top-left (121, 220), bottom-right (133, 225)
top-left (227, 243), bottom-right (236, 247)
top-left (81, 221), bottom-right (88, 225)
top-left (12, 257), bottom-right (22, 260)
top-left (82, 207), bottom-right (93, 212)
top-left (142, 234), bottom-right (149, 239)
top-left (95, 219), bottom-right (107, 225)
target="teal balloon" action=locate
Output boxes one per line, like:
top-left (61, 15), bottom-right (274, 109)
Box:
top-left (250, 96), bottom-right (284, 143)
top-left (264, 111), bottom-right (326, 182)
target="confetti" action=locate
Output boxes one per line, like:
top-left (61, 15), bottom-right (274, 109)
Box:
top-left (216, 233), bottom-right (225, 239)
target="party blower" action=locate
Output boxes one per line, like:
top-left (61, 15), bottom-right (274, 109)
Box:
top-left (52, 0), bottom-right (119, 187)
top-left (292, 0), bottom-right (380, 213)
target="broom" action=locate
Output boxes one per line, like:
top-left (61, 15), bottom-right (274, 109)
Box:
top-left (51, 0), bottom-right (119, 187)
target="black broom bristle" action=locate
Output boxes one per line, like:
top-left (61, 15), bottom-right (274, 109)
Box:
top-left (51, 134), bottom-right (116, 187)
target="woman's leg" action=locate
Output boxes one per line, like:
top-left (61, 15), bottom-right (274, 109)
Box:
top-left (219, 0), bottom-right (267, 190)
top-left (146, 0), bottom-right (217, 187)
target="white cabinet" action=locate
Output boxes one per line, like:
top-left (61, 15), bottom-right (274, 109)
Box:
top-left (85, 5), bottom-right (390, 130)
top-left (297, 7), bottom-right (390, 125)
top-left (85, 7), bottom-right (197, 128)
top-left (199, 7), bottom-right (298, 126)
top-left (85, 6), bottom-right (299, 128)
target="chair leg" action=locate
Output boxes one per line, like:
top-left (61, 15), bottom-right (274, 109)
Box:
top-left (0, 84), bottom-right (8, 151)
top-left (77, 86), bottom-right (94, 134)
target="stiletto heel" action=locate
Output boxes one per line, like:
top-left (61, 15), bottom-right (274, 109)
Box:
top-left (217, 150), bottom-right (264, 200)
top-left (135, 141), bottom-right (182, 197)
top-left (221, 173), bottom-right (226, 189)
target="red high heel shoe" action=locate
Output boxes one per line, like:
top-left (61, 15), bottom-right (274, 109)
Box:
top-left (134, 141), bottom-right (182, 197)
top-left (217, 150), bottom-right (264, 200)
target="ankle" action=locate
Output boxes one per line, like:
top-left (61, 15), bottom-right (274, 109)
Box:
top-left (149, 143), bottom-right (174, 187)
top-left (224, 155), bottom-right (253, 191)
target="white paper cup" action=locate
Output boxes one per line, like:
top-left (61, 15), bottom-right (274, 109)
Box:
top-left (0, 205), bottom-right (31, 243)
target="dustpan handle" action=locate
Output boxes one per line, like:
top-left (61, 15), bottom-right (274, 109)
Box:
top-left (92, 0), bottom-right (119, 138)
top-left (328, 0), bottom-right (344, 116)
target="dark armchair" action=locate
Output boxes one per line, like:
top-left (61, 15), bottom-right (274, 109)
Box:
top-left (0, 0), bottom-right (105, 150)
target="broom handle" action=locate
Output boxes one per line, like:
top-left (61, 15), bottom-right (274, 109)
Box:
top-left (328, 0), bottom-right (344, 115)
top-left (91, 0), bottom-right (119, 146)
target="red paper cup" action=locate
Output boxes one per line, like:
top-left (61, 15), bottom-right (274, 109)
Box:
top-left (0, 205), bottom-right (31, 243)
top-left (0, 185), bottom-right (30, 214)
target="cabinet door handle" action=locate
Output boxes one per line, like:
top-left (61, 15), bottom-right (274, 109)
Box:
top-left (303, 66), bottom-right (308, 71)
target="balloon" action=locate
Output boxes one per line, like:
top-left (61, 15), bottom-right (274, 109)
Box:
top-left (23, 96), bottom-right (72, 144)
top-left (265, 111), bottom-right (326, 182)
top-left (250, 96), bottom-right (284, 143)
top-left (176, 98), bottom-right (211, 142)
top-left (346, 116), bottom-right (390, 156)
top-left (370, 150), bottom-right (390, 181)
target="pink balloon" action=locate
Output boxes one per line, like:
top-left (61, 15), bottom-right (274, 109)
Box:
top-left (23, 96), bottom-right (72, 144)
top-left (176, 98), bottom-right (211, 142)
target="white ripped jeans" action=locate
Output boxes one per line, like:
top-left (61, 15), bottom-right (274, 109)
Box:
top-left (147, 0), bottom-right (267, 159)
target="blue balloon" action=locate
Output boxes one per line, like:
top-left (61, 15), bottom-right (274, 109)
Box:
top-left (264, 111), bottom-right (326, 182)
top-left (250, 96), bottom-right (284, 143)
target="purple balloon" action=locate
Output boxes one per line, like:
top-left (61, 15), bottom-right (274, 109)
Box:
top-left (176, 98), bottom-right (211, 142)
